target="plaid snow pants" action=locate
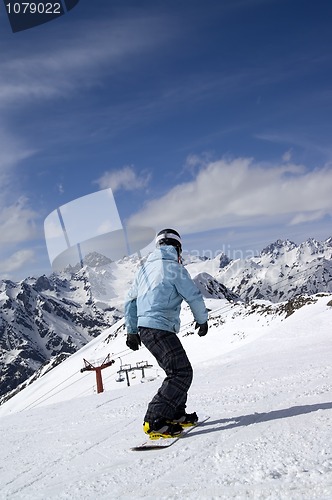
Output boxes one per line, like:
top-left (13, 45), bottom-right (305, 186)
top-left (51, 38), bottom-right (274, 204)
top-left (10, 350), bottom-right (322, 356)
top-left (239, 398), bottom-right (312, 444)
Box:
top-left (138, 326), bottom-right (193, 423)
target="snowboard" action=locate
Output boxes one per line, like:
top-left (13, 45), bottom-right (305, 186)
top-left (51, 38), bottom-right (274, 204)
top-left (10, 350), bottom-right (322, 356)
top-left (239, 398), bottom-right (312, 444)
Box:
top-left (131, 416), bottom-right (210, 451)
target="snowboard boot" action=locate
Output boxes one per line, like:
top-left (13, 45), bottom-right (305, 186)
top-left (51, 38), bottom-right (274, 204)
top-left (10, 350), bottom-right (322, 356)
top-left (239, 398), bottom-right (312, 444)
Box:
top-left (171, 411), bottom-right (198, 427)
top-left (143, 418), bottom-right (183, 440)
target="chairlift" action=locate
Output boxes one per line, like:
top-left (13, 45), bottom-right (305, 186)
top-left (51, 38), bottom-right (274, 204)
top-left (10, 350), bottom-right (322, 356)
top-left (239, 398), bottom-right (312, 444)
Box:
top-left (116, 375), bottom-right (125, 382)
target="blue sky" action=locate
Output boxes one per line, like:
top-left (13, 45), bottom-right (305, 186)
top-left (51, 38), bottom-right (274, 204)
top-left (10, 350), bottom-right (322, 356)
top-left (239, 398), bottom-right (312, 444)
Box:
top-left (1, 0), bottom-right (332, 280)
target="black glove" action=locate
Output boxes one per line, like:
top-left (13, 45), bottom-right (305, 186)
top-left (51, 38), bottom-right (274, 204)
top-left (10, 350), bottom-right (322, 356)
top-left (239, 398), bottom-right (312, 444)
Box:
top-left (195, 322), bottom-right (208, 337)
top-left (126, 333), bottom-right (141, 351)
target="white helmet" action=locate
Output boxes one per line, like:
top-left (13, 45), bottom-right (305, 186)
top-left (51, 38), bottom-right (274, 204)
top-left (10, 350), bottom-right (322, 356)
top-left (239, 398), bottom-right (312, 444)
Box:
top-left (155, 228), bottom-right (182, 253)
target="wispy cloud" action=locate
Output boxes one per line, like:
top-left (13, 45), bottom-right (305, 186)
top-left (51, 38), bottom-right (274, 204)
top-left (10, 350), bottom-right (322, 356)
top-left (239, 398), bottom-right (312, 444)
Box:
top-left (0, 15), bottom-right (175, 109)
top-left (95, 165), bottom-right (151, 192)
top-left (0, 249), bottom-right (35, 275)
top-left (0, 129), bottom-right (39, 248)
top-left (0, 129), bottom-right (36, 189)
top-left (128, 157), bottom-right (332, 233)
top-left (256, 132), bottom-right (332, 161)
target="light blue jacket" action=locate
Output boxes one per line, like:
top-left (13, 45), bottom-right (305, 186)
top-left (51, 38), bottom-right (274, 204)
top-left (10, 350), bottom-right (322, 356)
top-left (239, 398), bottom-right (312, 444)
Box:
top-left (125, 245), bottom-right (208, 334)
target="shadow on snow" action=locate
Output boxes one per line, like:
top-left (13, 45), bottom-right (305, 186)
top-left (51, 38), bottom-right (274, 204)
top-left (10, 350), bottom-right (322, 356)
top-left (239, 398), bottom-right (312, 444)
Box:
top-left (189, 401), bottom-right (332, 437)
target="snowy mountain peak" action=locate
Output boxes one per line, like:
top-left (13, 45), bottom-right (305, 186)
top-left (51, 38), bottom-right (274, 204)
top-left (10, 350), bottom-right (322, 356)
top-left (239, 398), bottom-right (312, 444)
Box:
top-left (219, 236), bottom-right (332, 302)
top-left (325, 236), bottom-right (332, 246)
top-left (218, 252), bottom-right (232, 268)
top-left (193, 272), bottom-right (240, 301)
top-left (260, 239), bottom-right (297, 257)
top-left (84, 252), bottom-right (113, 268)
top-left (34, 275), bottom-right (55, 292)
top-left (64, 252), bottom-right (113, 274)
top-left (260, 237), bottom-right (332, 261)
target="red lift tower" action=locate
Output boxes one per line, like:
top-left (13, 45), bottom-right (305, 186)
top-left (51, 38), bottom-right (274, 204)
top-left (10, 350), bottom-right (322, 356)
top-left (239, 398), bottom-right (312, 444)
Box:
top-left (80, 354), bottom-right (115, 393)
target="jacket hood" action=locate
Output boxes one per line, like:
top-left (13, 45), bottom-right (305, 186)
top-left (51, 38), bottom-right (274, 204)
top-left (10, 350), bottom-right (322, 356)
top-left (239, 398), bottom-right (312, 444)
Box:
top-left (147, 245), bottom-right (178, 263)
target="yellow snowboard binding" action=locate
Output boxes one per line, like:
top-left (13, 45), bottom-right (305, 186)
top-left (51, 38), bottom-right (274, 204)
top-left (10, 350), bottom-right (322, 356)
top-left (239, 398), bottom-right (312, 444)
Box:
top-left (143, 419), bottom-right (183, 439)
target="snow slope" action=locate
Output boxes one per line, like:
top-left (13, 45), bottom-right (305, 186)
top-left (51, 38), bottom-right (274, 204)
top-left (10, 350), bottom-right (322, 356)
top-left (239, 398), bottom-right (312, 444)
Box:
top-left (0, 295), bottom-right (331, 499)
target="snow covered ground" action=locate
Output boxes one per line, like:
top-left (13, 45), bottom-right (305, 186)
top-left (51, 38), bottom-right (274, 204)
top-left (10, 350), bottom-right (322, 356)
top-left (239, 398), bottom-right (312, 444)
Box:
top-left (0, 295), bottom-right (331, 499)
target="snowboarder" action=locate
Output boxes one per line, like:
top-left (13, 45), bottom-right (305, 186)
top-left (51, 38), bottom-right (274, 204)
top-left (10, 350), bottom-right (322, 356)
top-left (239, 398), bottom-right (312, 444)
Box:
top-left (125, 228), bottom-right (208, 438)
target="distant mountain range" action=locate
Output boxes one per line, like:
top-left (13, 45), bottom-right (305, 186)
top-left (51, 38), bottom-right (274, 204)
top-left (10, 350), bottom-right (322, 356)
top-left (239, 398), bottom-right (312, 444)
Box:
top-left (1, 236), bottom-right (331, 404)
top-left (219, 237), bottom-right (332, 302)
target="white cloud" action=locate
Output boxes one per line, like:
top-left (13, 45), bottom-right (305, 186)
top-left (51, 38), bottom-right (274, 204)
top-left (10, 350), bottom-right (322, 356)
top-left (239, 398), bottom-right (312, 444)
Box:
top-left (128, 157), bottom-right (332, 233)
top-left (0, 249), bottom-right (35, 274)
top-left (289, 210), bottom-right (326, 225)
top-left (0, 198), bottom-right (38, 245)
top-left (95, 166), bottom-right (151, 192)
top-left (282, 149), bottom-right (292, 162)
